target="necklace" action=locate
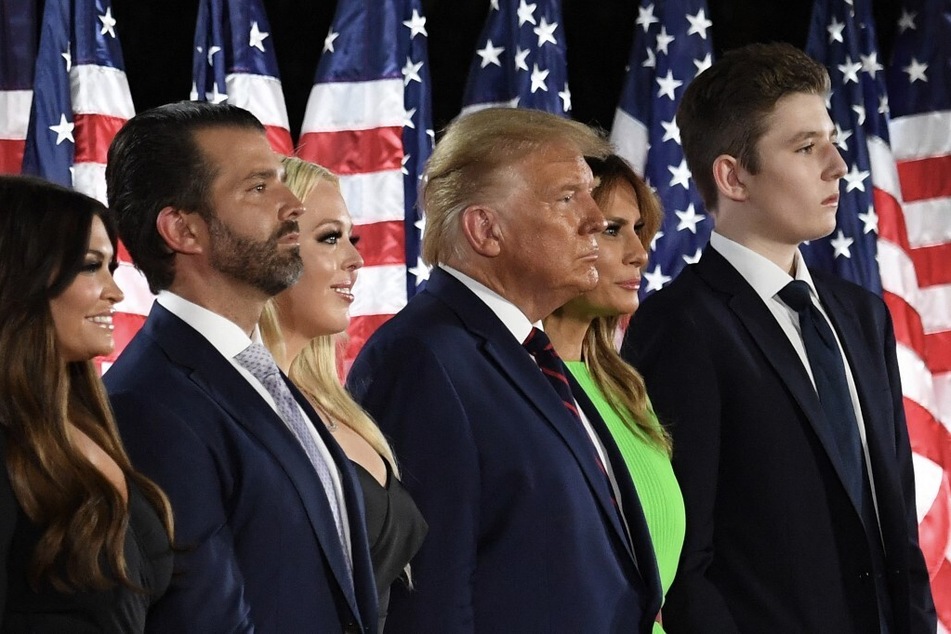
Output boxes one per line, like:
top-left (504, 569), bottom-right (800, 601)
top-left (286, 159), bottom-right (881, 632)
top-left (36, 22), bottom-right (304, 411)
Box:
top-left (304, 392), bottom-right (338, 432)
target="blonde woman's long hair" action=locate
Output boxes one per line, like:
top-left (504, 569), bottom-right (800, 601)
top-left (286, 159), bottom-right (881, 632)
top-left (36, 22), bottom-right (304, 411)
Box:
top-left (581, 155), bottom-right (672, 456)
top-left (261, 156), bottom-right (401, 478)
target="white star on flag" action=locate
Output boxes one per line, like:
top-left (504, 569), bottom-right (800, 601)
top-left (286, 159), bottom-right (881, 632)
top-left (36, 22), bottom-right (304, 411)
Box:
top-left (656, 26), bottom-right (675, 55)
top-left (897, 9), bottom-right (916, 33)
top-left (403, 107), bottom-right (417, 128)
top-left (402, 57), bottom-right (423, 85)
top-left (558, 83), bottom-right (571, 112)
top-left (49, 114), bottom-right (74, 145)
top-left (829, 230), bottom-right (854, 258)
top-left (827, 17), bottom-right (845, 43)
top-left (517, 0), bottom-right (537, 27)
top-left (656, 70), bottom-right (683, 100)
top-left (324, 29), bottom-right (340, 53)
top-left (903, 58), bottom-right (928, 83)
top-left (650, 230), bottom-right (664, 252)
top-left (408, 257), bottom-right (432, 286)
top-left (682, 248), bottom-right (703, 264)
top-left (857, 206), bottom-right (878, 234)
top-left (675, 203), bottom-right (704, 233)
top-left (99, 7), bottom-right (117, 38)
top-left (514, 46), bottom-right (530, 71)
top-left (530, 64), bottom-right (549, 93)
top-left (668, 158), bottom-right (692, 189)
top-left (693, 53), bottom-right (712, 75)
top-left (533, 18), bottom-right (558, 47)
top-left (644, 264), bottom-right (672, 292)
top-left (249, 21), bottom-right (269, 52)
top-left (403, 9), bottom-right (428, 38)
top-left (842, 164), bottom-right (869, 192)
top-left (686, 9), bottom-right (712, 39)
top-left (860, 51), bottom-right (882, 77)
top-left (838, 56), bottom-right (861, 83)
top-left (207, 45), bottom-right (221, 66)
top-left (477, 40), bottom-right (505, 68)
top-left (834, 122), bottom-right (852, 150)
top-left (660, 118), bottom-right (680, 144)
top-left (62, 44), bottom-right (71, 72)
top-left (636, 3), bottom-right (659, 32)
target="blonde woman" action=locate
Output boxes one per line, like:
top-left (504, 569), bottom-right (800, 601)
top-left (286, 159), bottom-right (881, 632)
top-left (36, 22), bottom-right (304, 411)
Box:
top-left (261, 157), bottom-right (426, 630)
top-left (543, 155), bottom-right (685, 633)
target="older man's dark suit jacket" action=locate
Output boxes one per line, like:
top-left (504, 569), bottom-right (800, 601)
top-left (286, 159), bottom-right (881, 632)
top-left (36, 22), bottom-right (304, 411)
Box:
top-left (623, 246), bottom-right (935, 633)
top-left (346, 267), bottom-right (663, 633)
top-left (104, 303), bottom-right (378, 633)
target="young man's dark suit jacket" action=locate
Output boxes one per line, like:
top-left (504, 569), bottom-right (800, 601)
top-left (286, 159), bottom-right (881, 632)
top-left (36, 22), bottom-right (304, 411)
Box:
top-left (623, 246), bottom-right (936, 633)
top-left (104, 302), bottom-right (378, 633)
top-left (346, 267), bottom-right (663, 633)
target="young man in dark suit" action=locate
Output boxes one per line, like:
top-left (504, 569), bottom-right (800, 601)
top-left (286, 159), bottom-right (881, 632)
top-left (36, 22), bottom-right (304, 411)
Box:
top-left (103, 102), bottom-right (377, 633)
top-left (623, 43), bottom-right (936, 633)
top-left (347, 107), bottom-right (663, 632)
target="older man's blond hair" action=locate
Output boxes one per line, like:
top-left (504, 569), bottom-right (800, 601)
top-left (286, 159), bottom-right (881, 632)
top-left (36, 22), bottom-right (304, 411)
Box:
top-left (420, 108), bottom-right (611, 266)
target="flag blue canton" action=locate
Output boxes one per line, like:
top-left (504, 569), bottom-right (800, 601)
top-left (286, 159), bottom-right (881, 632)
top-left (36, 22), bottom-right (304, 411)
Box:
top-left (0, 0), bottom-right (36, 93)
top-left (803, 0), bottom-right (884, 293)
top-left (610, 0), bottom-right (714, 297)
top-left (462, 0), bottom-right (571, 115)
top-left (887, 0), bottom-right (951, 118)
top-left (22, 0), bottom-right (127, 188)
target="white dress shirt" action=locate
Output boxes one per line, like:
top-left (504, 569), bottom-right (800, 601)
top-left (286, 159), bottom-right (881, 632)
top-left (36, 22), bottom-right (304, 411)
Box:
top-left (156, 291), bottom-right (353, 564)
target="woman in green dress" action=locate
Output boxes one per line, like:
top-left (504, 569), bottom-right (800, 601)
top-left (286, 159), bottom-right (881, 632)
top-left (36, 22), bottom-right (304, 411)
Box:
top-left (543, 154), bottom-right (685, 633)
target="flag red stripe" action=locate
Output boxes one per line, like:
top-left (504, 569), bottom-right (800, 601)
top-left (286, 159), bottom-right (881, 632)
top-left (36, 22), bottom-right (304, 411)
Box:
top-left (353, 220), bottom-right (406, 267)
top-left (297, 126), bottom-right (404, 175)
top-left (896, 155), bottom-right (951, 202)
top-left (73, 113), bottom-right (126, 164)
top-left (924, 329), bottom-right (951, 373)
top-left (0, 139), bottom-right (25, 173)
top-left (908, 243), bottom-right (951, 288)
top-left (927, 512), bottom-right (951, 627)
top-left (265, 125), bottom-right (294, 156)
top-left (345, 313), bottom-right (395, 368)
top-left (903, 398), bottom-right (949, 468)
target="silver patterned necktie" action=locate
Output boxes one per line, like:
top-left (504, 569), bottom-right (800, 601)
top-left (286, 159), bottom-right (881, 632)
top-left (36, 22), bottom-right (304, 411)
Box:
top-left (235, 342), bottom-right (351, 578)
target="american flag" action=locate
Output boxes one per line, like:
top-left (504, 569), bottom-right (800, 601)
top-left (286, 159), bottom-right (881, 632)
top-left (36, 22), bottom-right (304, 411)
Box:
top-left (19, 0), bottom-right (141, 369)
top-left (885, 0), bottom-right (951, 628)
top-left (190, 0), bottom-right (293, 155)
top-left (806, 0), bottom-right (948, 624)
top-left (297, 0), bottom-right (433, 367)
top-left (0, 0), bottom-right (37, 174)
top-left (461, 0), bottom-right (571, 116)
top-left (609, 0), bottom-right (714, 297)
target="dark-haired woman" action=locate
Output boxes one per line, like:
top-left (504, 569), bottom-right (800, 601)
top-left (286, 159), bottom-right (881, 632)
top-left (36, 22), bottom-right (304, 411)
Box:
top-left (0, 175), bottom-right (174, 632)
top-left (543, 155), bottom-right (685, 633)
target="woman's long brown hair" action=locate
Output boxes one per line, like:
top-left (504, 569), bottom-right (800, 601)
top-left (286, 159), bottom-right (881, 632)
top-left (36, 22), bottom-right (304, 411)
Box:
top-left (0, 175), bottom-right (174, 592)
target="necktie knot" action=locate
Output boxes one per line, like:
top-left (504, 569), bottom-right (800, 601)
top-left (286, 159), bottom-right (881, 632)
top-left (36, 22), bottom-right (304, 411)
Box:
top-left (778, 280), bottom-right (813, 313)
top-left (523, 327), bottom-right (556, 359)
top-left (234, 342), bottom-right (281, 383)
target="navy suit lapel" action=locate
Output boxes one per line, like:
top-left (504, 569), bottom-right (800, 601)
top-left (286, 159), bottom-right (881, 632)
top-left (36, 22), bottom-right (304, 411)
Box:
top-left (696, 249), bottom-right (868, 518)
top-left (144, 304), bottom-right (368, 629)
top-left (569, 373), bottom-right (663, 616)
top-left (425, 270), bottom-right (637, 570)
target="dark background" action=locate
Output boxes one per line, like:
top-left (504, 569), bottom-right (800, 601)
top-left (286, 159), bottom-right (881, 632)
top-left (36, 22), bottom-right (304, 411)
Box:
top-left (108, 0), bottom-right (902, 141)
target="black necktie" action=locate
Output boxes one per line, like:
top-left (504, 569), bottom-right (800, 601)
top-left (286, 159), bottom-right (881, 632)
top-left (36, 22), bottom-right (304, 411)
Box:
top-left (778, 281), bottom-right (871, 511)
top-left (778, 280), bottom-right (890, 631)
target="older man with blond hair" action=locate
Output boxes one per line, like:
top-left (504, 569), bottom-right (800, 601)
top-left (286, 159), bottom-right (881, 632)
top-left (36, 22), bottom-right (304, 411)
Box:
top-left (348, 108), bottom-right (662, 633)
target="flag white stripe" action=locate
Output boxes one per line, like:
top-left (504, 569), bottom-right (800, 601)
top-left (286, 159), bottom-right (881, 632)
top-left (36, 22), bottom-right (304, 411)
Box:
top-left (114, 263), bottom-right (154, 317)
top-left (890, 110), bottom-right (951, 160)
top-left (70, 64), bottom-right (134, 118)
top-left (896, 342), bottom-right (941, 419)
top-left (300, 79), bottom-right (405, 133)
top-left (935, 370), bottom-right (951, 429)
top-left (902, 198), bottom-right (951, 248)
top-left (226, 73), bottom-right (290, 129)
top-left (610, 108), bottom-right (649, 176)
top-left (0, 90), bottom-right (33, 138)
top-left (867, 135), bottom-right (902, 201)
top-left (339, 170), bottom-right (405, 225)
top-left (879, 239), bottom-right (951, 333)
top-left (351, 264), bottom-right (408, 316)
top-left (71, 162), bottom-right (108, 204)
top-left (458, 98), bottom-right (519, 116)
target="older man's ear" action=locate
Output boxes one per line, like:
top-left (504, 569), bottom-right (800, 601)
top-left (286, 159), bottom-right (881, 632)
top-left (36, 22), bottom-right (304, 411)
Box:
top-left (460, 205), bottom-right (503, 258)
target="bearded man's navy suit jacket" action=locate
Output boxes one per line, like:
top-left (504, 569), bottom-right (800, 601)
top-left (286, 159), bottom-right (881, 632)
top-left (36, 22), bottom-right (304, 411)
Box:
top-left (104, 302), bottom-right (378, 633)
top-left (347, 267), bottom-right (663, 633)
top-left (623, 246), bottom-right (935, 633)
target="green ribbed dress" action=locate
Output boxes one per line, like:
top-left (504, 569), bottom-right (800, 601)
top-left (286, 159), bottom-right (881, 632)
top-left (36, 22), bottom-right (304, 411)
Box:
top-left (565, 361), bottom-right (685, 634)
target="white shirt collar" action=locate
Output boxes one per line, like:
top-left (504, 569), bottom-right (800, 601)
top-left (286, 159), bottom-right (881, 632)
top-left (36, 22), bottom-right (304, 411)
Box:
top-left (440, 265), bottom-right (538, 343)
top-left (156, 291), bottom-right (260, 358)
top-left (709, 232), bottom-right (818, 302)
